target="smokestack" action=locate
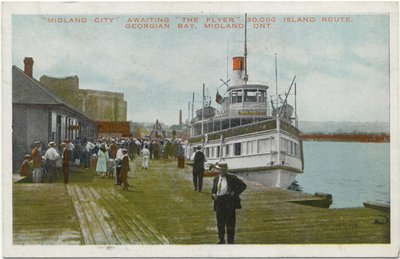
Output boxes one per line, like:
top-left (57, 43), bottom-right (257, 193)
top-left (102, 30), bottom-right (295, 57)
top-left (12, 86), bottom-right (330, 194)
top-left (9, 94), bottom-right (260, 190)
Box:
top-left (232, 56), bottom-right (244, 85)
top-left (179, 109), bottom-right (183, 128)
top-left (24, 57), bottom-right (34, 78)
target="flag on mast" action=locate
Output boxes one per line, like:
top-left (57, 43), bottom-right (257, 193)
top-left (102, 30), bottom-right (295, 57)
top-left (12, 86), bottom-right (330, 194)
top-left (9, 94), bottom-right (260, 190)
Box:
top-left (215, 90), bottom-right (223, 104)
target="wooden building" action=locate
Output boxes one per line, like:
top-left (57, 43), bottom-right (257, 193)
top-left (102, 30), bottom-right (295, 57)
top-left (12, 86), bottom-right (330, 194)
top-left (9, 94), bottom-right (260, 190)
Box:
top-left (12, 58), bottom-right (97, 172)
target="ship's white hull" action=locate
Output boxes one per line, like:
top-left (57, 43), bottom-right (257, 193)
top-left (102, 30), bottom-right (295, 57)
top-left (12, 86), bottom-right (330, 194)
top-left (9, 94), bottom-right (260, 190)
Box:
top-left (235, 168), bottom-right (297, 189)
top-left (187, 120), bottom-right (304, 189)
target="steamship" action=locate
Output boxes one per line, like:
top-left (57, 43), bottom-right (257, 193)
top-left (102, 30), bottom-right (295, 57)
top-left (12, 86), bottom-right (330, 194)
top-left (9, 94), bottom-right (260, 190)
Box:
top-left (187, 21), bottom-right (304, 188)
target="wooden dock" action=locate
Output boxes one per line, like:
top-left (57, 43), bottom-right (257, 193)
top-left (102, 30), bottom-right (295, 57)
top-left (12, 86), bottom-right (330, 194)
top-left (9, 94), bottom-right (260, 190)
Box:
top-left (13, 159), bottom-right (390, 245)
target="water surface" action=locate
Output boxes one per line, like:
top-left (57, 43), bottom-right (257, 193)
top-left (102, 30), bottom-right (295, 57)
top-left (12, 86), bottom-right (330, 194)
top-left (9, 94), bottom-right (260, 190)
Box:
top-left (296, 141), bottom-right (390, 208)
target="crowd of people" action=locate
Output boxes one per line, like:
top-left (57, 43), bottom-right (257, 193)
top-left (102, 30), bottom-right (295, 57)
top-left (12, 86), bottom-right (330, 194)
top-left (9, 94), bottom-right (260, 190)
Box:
top-left (19, 136), bottom-right (186, 187)
top-left (19, 137), bottom-right (246, 244)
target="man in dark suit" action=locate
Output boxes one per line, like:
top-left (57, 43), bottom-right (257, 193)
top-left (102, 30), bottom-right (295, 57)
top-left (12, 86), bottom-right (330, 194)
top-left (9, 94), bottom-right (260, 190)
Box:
top-left (191, 145), bottom-right (206, 192)
top-left (120, 149), bottom-right (130, 191)
top-left (211, 162), bottom-right (246, 244)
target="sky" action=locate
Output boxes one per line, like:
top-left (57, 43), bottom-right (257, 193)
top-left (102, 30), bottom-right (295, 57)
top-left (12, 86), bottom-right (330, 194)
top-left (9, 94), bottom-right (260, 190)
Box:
top-left (12, 13), bottom-right (390, 125)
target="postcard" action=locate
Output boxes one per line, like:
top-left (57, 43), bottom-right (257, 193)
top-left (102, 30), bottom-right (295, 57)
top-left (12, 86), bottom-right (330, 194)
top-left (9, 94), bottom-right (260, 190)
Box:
top-left (2, 1), bottom-right (399, 257)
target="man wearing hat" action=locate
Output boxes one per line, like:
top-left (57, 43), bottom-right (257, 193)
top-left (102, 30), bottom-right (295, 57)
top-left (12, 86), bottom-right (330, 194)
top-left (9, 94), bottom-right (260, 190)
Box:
top-left (191, 145), bottom-right (206, 192)
top-left (44, 141), bottom-right (60, 183)
top-left (61, 143), bottom-right (71, 184)
top-left (31, 141), bottom-right (43, 183)
top-left (120, 149), bottom-right (130, 191)
top-left (211, 162), bottom-right (246, 244)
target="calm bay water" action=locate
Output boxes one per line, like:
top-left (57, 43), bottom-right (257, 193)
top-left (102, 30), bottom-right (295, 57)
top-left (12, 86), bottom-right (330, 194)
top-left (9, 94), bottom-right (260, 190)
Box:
top-left (296, 141), bottom-right (390, 208)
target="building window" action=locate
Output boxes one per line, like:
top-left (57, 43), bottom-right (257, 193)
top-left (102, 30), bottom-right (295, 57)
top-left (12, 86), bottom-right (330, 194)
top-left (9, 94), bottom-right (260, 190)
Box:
top-left (234, 143), bottom-right (241, 156)
top-left (216, 146), bottom-right (220, 158)
top-left (225, 144), bottom-right (230, 157)
top-left (206, 147), bottom-right (210, 158)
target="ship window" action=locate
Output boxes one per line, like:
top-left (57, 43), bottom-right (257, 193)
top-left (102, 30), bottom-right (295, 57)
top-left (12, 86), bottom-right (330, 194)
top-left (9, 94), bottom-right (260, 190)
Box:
top-left (205, 147), bottom-right (210, 158)
top-left (280, 138), bottom-right (286, 153)
top-left (211, 146), bottom-right (214, 158)
top-left (290, 142), bottom-right (294, 156)
top-left (217, 146), bottom-right (220, 158)
top-left (242, 118), bottom-right (253, 125)
top-left (231, 118), bottom-right (240, 127)
top-left (247, 141), bottom-right (253, 154)
top-left (222, 119), bottom-right (229, 129)
top-left (231, 90), bottom-right (243, 103)
top-left (214, 120), bottom-right (221, 131)
top-left (258, 138), bottom-right (269, 153)
top-left (252, 140), bottom-right (257, 154)
top-left (234, 143), bottom-right (241, 156)
top-left (257, 90), bottom-right (266, 102)
top-left (242, 142), bottom-right (247, 155)
top-left (194, 124), bottom-right (202, 136)
top-left (225, 144), bottom-right (230, 157)
top-left (244, 90), bottom-right (257, 102)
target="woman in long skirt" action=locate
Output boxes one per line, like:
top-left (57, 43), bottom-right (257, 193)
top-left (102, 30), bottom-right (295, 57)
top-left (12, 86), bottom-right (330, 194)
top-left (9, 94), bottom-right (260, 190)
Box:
top-left (141, 145), bottom-right (150, 169)
top-left (96, 144), bottom-right (109, 177)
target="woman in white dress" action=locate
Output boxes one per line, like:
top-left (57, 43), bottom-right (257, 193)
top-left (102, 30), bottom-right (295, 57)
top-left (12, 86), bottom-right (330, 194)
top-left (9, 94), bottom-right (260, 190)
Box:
top-left (141, 145), bottom-right (150, 169)
top-left (96, 144), bottom-right (109, 177)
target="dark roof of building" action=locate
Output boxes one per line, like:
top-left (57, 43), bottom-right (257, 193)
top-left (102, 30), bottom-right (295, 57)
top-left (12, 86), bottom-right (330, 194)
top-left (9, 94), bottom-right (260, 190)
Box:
top-left (97, 121), bottom-right (132, 137)
top-left (12, 66), bottom-right (94, 122)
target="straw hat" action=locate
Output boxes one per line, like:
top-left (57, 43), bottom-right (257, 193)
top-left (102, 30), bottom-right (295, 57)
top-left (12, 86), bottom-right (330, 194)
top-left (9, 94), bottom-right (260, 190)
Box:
top-left (215, 162), bottom-right (228, 172)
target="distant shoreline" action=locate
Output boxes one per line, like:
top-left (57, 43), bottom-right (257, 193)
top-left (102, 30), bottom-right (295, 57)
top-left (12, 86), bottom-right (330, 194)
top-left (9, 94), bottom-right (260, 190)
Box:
top-left (301, 133), bottom-right (390, 143)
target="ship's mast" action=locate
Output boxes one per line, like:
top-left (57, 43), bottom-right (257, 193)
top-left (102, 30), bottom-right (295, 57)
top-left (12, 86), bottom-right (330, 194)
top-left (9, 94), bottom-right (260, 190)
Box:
top-left (201, 83), bottom-right (205, 135)
top-left (244, 13), bottom-right (249, 84)
top-left (275, 53), bottom-right (281, 180)
top-left (187, 101), bottom-right (190, 133)
top-left (295, 82), bottom-right (298, 128)
top-left (192, 92), bottom-right (194, 121)
top-left (275, 53), bottom-right (278, 115)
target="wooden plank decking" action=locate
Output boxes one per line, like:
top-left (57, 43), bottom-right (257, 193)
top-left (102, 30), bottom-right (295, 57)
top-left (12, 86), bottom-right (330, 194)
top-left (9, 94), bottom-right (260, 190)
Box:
top-left (12, 159), bottom-right (390, 245)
